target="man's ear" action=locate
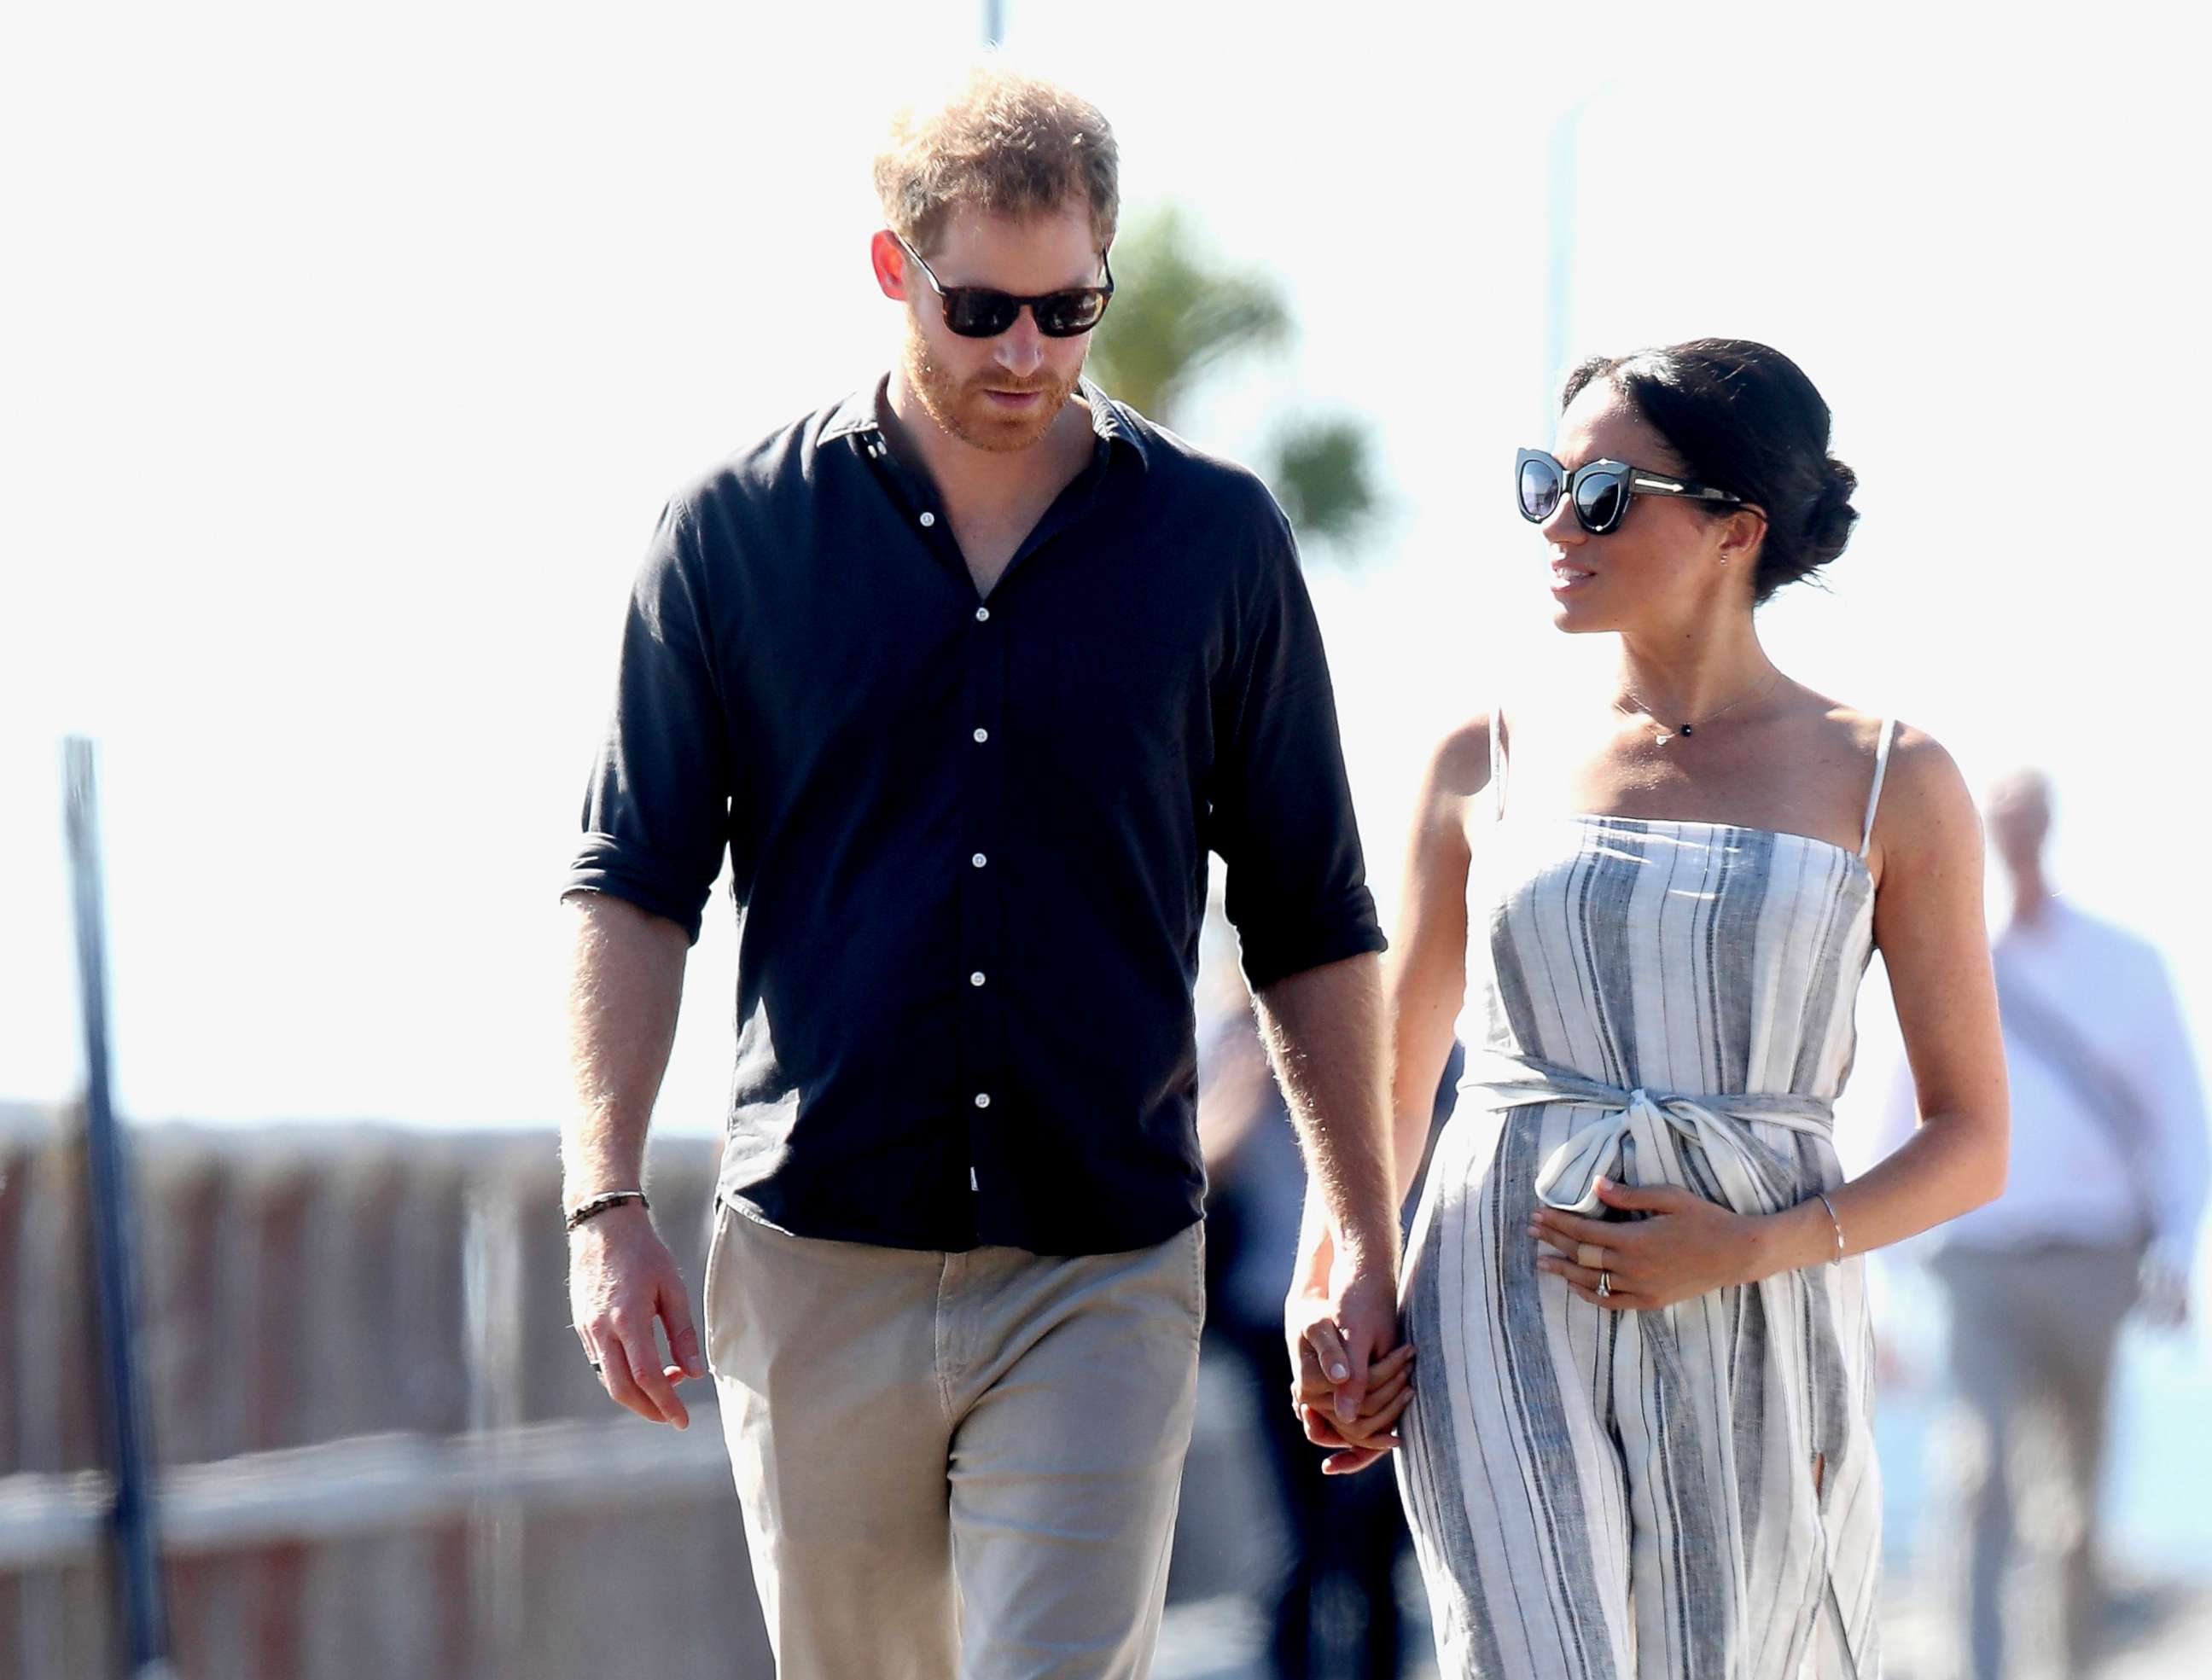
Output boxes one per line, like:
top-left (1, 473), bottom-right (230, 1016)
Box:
top-left (870, 230), bottom-right (910, 302)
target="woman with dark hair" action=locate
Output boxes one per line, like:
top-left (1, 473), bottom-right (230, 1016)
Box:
top-left (1296, 340), bottom-right (2010, 1677)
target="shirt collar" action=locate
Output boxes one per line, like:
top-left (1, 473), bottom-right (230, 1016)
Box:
top-left (1081, 378), bottom-right (1151, 470)
top-left (1997, 895), bottom-right (2076, 950)
top-left (820, 379), bottom-right (886, 445)
top-left (822, 374), bottom-right (1150, 472)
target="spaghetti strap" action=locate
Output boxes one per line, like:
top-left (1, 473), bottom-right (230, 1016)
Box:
top-left (1489, 706), bottom-right (1508, 822)
top-left (1858, 718), bottom-right (1897, 857)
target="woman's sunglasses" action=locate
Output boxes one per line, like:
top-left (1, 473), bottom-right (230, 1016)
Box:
top-left (895, 234), bottom-right (1115, 339)
top-left (1515, 448), bottom-right (1743, 535)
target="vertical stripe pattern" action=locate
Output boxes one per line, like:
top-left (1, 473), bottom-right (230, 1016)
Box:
top-left (1399, 813), bottom-right (1883, 1678)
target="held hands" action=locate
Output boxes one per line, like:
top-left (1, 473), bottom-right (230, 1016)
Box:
top-left (1530, 1176), bottom-right (1762, 1311)
top-left (1284, 1241), bottom-right (1412, 1476)
top-left (567, 1203), bottom-right (707, 1427)
top-left (1295, 1342), bottom-right (1416, 1474)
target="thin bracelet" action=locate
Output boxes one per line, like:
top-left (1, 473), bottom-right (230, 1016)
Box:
top-left (565, 1189), bottom-right (649, 1232)
top-left (1813, 1191), bottom-right (1847, 1265)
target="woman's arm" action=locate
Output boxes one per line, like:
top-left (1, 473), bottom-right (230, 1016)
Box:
top-left (1384, 720), bottom-right (1486, 1201)
top-left (1533, 725), bottom-right (2010, 1306)
top-left (1783, 726), bottom-right (2010, 1264)
top-left (1289, 718), bottom-right (1485, 1467)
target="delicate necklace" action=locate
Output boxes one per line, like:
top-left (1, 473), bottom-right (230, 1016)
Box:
top-left (1615, 669), bottom-right (1780, 744)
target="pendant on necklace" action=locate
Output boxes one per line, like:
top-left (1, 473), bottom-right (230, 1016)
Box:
top-left (1678, 723), bottom-right (1694, 737)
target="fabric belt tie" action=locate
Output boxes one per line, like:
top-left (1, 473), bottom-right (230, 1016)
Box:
top-left (1463, 1049), bottom-right (1838, 1217)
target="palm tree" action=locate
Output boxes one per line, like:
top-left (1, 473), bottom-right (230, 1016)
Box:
top-left (1267, 416), bottom-right (1379, 549)
top-left (1085, 203), bottom-right (1291, 419)
top-left (1086, 203), bottom-right (1380, 561)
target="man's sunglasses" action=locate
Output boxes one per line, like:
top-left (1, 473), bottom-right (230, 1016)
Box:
top-left (1515, 448), bottom-right (1743, 535)
top-left (895, 234), bottom-right (1115, 339)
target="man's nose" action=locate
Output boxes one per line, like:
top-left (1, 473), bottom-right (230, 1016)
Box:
top-left (993, 312), bottom-right (1045, 376)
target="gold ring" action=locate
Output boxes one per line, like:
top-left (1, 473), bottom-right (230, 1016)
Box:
top-left (1578, 1241), bottom-right (1606, 1270)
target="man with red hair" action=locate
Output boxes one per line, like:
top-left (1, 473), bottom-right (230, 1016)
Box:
top-left (559, 64), bottom-right (1399, 1679)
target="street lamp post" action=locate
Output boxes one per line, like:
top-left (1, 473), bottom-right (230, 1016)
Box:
top-left (65, 738), bottom-right (174, 1677)
top-left (1540, 86), bottom-right (1618, 433)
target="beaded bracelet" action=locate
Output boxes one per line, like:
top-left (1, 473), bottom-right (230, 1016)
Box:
top-left (1813, 1191), bottom-right (1847, 1265)
top-left (564, 1189), bottom-right (649, 1232)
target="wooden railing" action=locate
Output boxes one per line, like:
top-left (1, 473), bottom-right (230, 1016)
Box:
top-left (0, 1106), bottom-right (1263, 1678)
top-left (0, 1109), bottom-right (771, 1679)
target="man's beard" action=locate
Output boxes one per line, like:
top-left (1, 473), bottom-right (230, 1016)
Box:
top-left (903, 329), bottom-right (1080, 455)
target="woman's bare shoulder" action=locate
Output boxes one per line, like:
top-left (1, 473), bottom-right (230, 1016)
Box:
top-left (1802, 697), bottom-right (1946, 776)
top-left (1427, 713), bottom-right (1495, 802)
top-left (1802, 700), bottom-right (1975, 866)
top-left (1808, 701), bottom-right (1955, 784)
top-left (1877, 724), bottom-right (1976, 840)
top-left (1790, 694), bottom-right (1968, 847)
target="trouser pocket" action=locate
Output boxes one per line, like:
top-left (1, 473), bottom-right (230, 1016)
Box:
top-left (701, 1199), bottom-right (734, 1380)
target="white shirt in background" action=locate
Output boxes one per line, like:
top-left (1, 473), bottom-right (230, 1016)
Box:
top-left (1879, 898), bottom-right (2209, 1281)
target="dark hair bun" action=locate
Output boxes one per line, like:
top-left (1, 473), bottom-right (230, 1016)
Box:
top-left (1562, 338), bottom-right (1854, 603)
top-left (1806, 457), bottom-right (1858, 567)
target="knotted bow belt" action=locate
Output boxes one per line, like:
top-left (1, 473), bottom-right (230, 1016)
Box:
top-left (1463, 1049), bottom-right (1839, 1217)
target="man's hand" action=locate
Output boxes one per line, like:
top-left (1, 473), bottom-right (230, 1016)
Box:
top-left (1294, 1340), bottom-right (1415, 1475)
top-left (1285, 1241), bottom-right (1404, 1469)
top-left (568, 1204), bottom-right (707, 1427)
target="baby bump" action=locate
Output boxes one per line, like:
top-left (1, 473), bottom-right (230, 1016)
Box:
top-left (1404, 1091), bottom-right (1842, 1324)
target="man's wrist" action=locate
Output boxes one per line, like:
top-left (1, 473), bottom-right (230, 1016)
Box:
top-left (1292, 1246), bottom-right (1334, 1297)
top-left (566, 1203), bottom-right (654, 1246)
top-left (560, 1152), bottom-right (647, 1210)
top-left (563, 1188), bottom-right (651, 1232)
top-left (1330, 1213), bottom-right (1401, 1277)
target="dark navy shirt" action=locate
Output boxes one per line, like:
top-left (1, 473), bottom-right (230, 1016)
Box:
top-left (566, 379), bottom-right (1382, 1255)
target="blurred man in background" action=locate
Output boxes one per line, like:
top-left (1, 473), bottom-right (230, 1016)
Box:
top-left (1889, 769), bottom-right (2208, 1679)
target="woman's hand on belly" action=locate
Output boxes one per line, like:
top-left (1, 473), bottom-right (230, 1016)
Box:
top-left (1529, 1176), bottom-right (1767, 1310)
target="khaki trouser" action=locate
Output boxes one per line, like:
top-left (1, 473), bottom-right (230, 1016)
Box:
top-left (705, 1206), bottom-right (1205, 1680)
top-left (1931, 1241), bottom-right (2142, 1680)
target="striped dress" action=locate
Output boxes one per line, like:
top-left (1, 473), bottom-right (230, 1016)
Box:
top-left (1397, 719), bottom-right (1895, 1679)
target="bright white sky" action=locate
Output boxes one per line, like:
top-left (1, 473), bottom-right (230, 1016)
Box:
top-left (4, 2), bottom-right (2207, 1165)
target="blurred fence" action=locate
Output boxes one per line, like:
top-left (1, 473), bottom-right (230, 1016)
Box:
top-left (0, 1109), bottom-right (771, 1680)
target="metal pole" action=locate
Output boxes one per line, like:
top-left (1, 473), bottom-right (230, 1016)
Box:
top-left (1539, 96), bottom-right (1589, 434)
top-left (1539, 87), bottom-right (1618, 434)
top-left (64, 738), bottom-right (174, 1677)
top-left (983, 0), bottom-right (1004, 46)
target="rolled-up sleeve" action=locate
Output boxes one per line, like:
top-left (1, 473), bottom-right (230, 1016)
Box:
top-left (1210, 499), bottom-right (1385, 992)
top-left (563, 498), bottom-right (732, 944)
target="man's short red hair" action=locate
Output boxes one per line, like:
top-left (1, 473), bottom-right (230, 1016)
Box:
top-left (874, 63), bottom-right (1119, 255)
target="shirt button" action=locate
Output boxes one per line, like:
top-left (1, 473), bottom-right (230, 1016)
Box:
top-left (974, 1092), bottom-right (992, 1109)
top-left (971, 852), bottom-right (987, 869)
top-left (969, 971), bottom-right (987, 986)
top-left (975, 606), bottom-right (990, 623)
top-left (972, 727), bottom-right (989, 744)
top-left (918, 511), bottom-right (936, 528)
